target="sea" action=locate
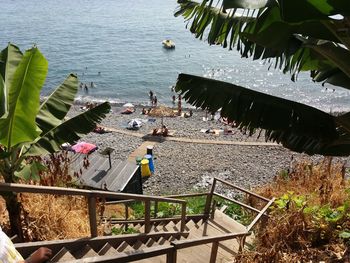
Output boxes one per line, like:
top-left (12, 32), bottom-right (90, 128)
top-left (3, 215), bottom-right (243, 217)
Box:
top-left (1, 0), bottom-right (350, 112)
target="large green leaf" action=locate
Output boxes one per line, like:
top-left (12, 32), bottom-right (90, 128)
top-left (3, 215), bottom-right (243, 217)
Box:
top-left (175, 73), bottom-right (341, 155)
top-left (28, 102), bottom-right (111, 155)
top-left (0, 75), bottom-right (5, 118)
top-left (223, 0), bottom-right (275, 10)
top-left (307, 42), bottom-right (350, 79)
top-left (175, 0), bottom-right (348, 89)
top-left (36, 74), bottom-right (79, 134)
top-left (0, 44), bottom-right (24, 119)
top-left (279, 0), bottom-right (350, 23)
top-left (0, 46), bottom-right (48, 148)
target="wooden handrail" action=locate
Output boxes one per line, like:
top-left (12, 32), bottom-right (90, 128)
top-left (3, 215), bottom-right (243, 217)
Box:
top-left (171, 231), bottom-right (250, 249)
top-left (247, 198), bottom-right (275, 232)
top-left (213, 193), bottom-right (263, 214)
top-left (165, 192), bottom-right (209, 198)
top-left (0, 183), bottom-right (187, 238)
top-left (15, 232), bottom-right (185, 258)
top-left (106, 192), bottom-right (208, 205)
top-left (105, 214), bottom-right (205, 225)
top-left (65, 245), bottom-right (175, 263)
top-left (214, 178), bottom-right (270, 202)
top-left (0, 183), bottom-right (185, 204)
top-left (204, 178), bottom-right (216, 216)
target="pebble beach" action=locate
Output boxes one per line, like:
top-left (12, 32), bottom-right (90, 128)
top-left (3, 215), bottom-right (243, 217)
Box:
top-left (71, 104), bottom-right (331, 196)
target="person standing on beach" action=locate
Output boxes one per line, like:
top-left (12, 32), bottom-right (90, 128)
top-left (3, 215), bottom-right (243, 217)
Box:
top-left (153, 95), bottom-right (158, 107)
top-left (178, 95), bottom-right (182, 116)
top-left (149, 90), bottom-right (154, 105)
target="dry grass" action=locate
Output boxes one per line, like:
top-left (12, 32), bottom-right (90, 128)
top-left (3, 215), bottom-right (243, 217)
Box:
top-left (236, 157), bottom-right (350, 262)
top-left (20, 194), bottom-right (92, 241)
top-left (1, 194), bottom-right (93, 241)
top-left (257, 157), bottom-right (348, 206)
top-left (0, 152), bottom-right (132, 241)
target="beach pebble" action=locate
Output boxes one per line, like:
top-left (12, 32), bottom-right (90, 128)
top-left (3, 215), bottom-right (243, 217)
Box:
top-left (70, 104), bottom-right (350, 196)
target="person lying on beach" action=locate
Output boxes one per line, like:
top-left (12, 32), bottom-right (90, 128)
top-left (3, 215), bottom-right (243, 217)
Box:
top-left (121, 107), bottom-right (135, 114)
top-left (220, 117), bottom-right (237, 127)
top-left (93, 125), bottom-right (111, 134)
top-left (152, 125), bottom-right (168, 136)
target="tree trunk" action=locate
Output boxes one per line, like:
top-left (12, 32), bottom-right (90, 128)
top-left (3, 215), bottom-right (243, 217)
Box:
top-left (3, 192), bottom-right (24, 242)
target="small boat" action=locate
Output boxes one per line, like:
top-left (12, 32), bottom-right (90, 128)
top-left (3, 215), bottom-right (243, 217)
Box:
top-left (162, 39), bottom-right (175, 49)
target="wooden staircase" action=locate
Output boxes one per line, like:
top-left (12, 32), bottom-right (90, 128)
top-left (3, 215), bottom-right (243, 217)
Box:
top-left (15, 212), bottom-right (248, 263)
top-left (0, 177), bottom-right (274, 262)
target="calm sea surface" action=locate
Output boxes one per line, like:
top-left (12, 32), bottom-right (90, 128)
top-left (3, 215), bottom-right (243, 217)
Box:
top-left (1, 0), bottom-right (350, 111)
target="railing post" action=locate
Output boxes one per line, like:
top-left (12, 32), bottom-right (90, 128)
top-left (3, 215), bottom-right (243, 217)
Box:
top-left (154, 201), bottom-right (158, 218)
top-left (180, 203), bottom-right (186, 232)
top-left (210, 241), bottom-right (219, 263)
top-left (144, 200), bottom-right (151, 233)
top-left (88, 195), bottom-right (98, 237)
top-left (210, 200), bottom-right (217, 219)
top-left (125, 203), bottom-right (129, 231)
top-left (167, 248), bottom-right (177, 263)
top-left (204, 178), bottom-right (216, 218)
top-left (238, 236), bottom-right (247, 252)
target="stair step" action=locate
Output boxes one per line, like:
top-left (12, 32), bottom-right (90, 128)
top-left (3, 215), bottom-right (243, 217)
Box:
top-left (73, 244), bottom-right (98, 259)
top-left (132, 240), bottom-right (146, 250)
top-left (165, 221), bottom-right (176, 231)
top-left (116, 241), bottom-right (134, 253)
top-left (98, 243), bottom-right (116, 256)
top-left (157, 237), bottom-right (170, 245)
top-left (50, 247), bottom-right (76, 262)
top-left (185, 220), bottom-right (199, 230)
top-left (138, 224), bottom-right (145, 233)
top-left (145, 238), bottom-right (157, 247)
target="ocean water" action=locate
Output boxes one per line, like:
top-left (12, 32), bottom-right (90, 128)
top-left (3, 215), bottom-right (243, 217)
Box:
top-left (1, 0), bottom-right (350, 112)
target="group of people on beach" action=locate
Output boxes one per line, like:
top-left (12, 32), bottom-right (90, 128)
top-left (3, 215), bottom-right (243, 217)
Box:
top-left (149, 90), bottom-right (158, 107)
top-left (80, 82), bottom-right (95, 93)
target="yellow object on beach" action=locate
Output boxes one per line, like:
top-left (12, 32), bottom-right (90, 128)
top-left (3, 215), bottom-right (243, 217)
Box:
top-left (141, 159), bottom-right (151, 177)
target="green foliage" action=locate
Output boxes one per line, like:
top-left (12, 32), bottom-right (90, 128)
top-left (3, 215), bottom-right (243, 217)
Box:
top-left (111, 227), bottom-right (140, 235)
top-left (214, 196), bottom-right (251, 225)
top-left (129, 196), bottom-right (207, 219)
top-left (339, 230), bottom-right (350, 240)
top-left (182, 195), bottom-right (206, 215)
top-left (0, 43), bottom-right (110, 183)
top-left (0, 43), bottom-right (110, 240)
top-left (273, 192), bottom-right (350, 245)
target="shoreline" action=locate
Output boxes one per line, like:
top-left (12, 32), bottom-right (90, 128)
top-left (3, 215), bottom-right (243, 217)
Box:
top-left (71, 104), bottom-right (349, 196)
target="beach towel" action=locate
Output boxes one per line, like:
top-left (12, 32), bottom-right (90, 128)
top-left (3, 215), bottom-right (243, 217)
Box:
top-left (72, 142), bottom-right (98, 154)
top-left (127, 119), bottom-right (143, 130)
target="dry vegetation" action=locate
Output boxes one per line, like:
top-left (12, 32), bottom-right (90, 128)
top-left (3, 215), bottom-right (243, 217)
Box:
top-left (238, 157), bottom-right (350, 262)
top-left (0, 152), bottom-right (132, 241)
top-left (2, 153), bottom-right (350, 263)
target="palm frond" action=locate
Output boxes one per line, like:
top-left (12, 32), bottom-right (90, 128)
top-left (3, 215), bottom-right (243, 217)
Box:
top-left (28, 102), bottom-right (111, 155)
top-left (36, 74), bottom-right (79, 133)
top-left (175, 73), bottom-right (348, 155)
top-left (175, 0), bottom-right (350, 89)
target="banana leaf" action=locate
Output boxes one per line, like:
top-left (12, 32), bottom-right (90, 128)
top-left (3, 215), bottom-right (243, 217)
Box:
top-left (174, 73), bottom-right (350, 155)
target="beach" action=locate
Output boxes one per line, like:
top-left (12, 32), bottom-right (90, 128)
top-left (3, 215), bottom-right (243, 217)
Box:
top-left (71, 104), bottom-right (338, 196)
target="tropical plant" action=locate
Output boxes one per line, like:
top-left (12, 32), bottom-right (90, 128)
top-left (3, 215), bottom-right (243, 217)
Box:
top-left (174, 0), bottom-right (350, 156)
top-left (0, 43), bottom-right (110, 240)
